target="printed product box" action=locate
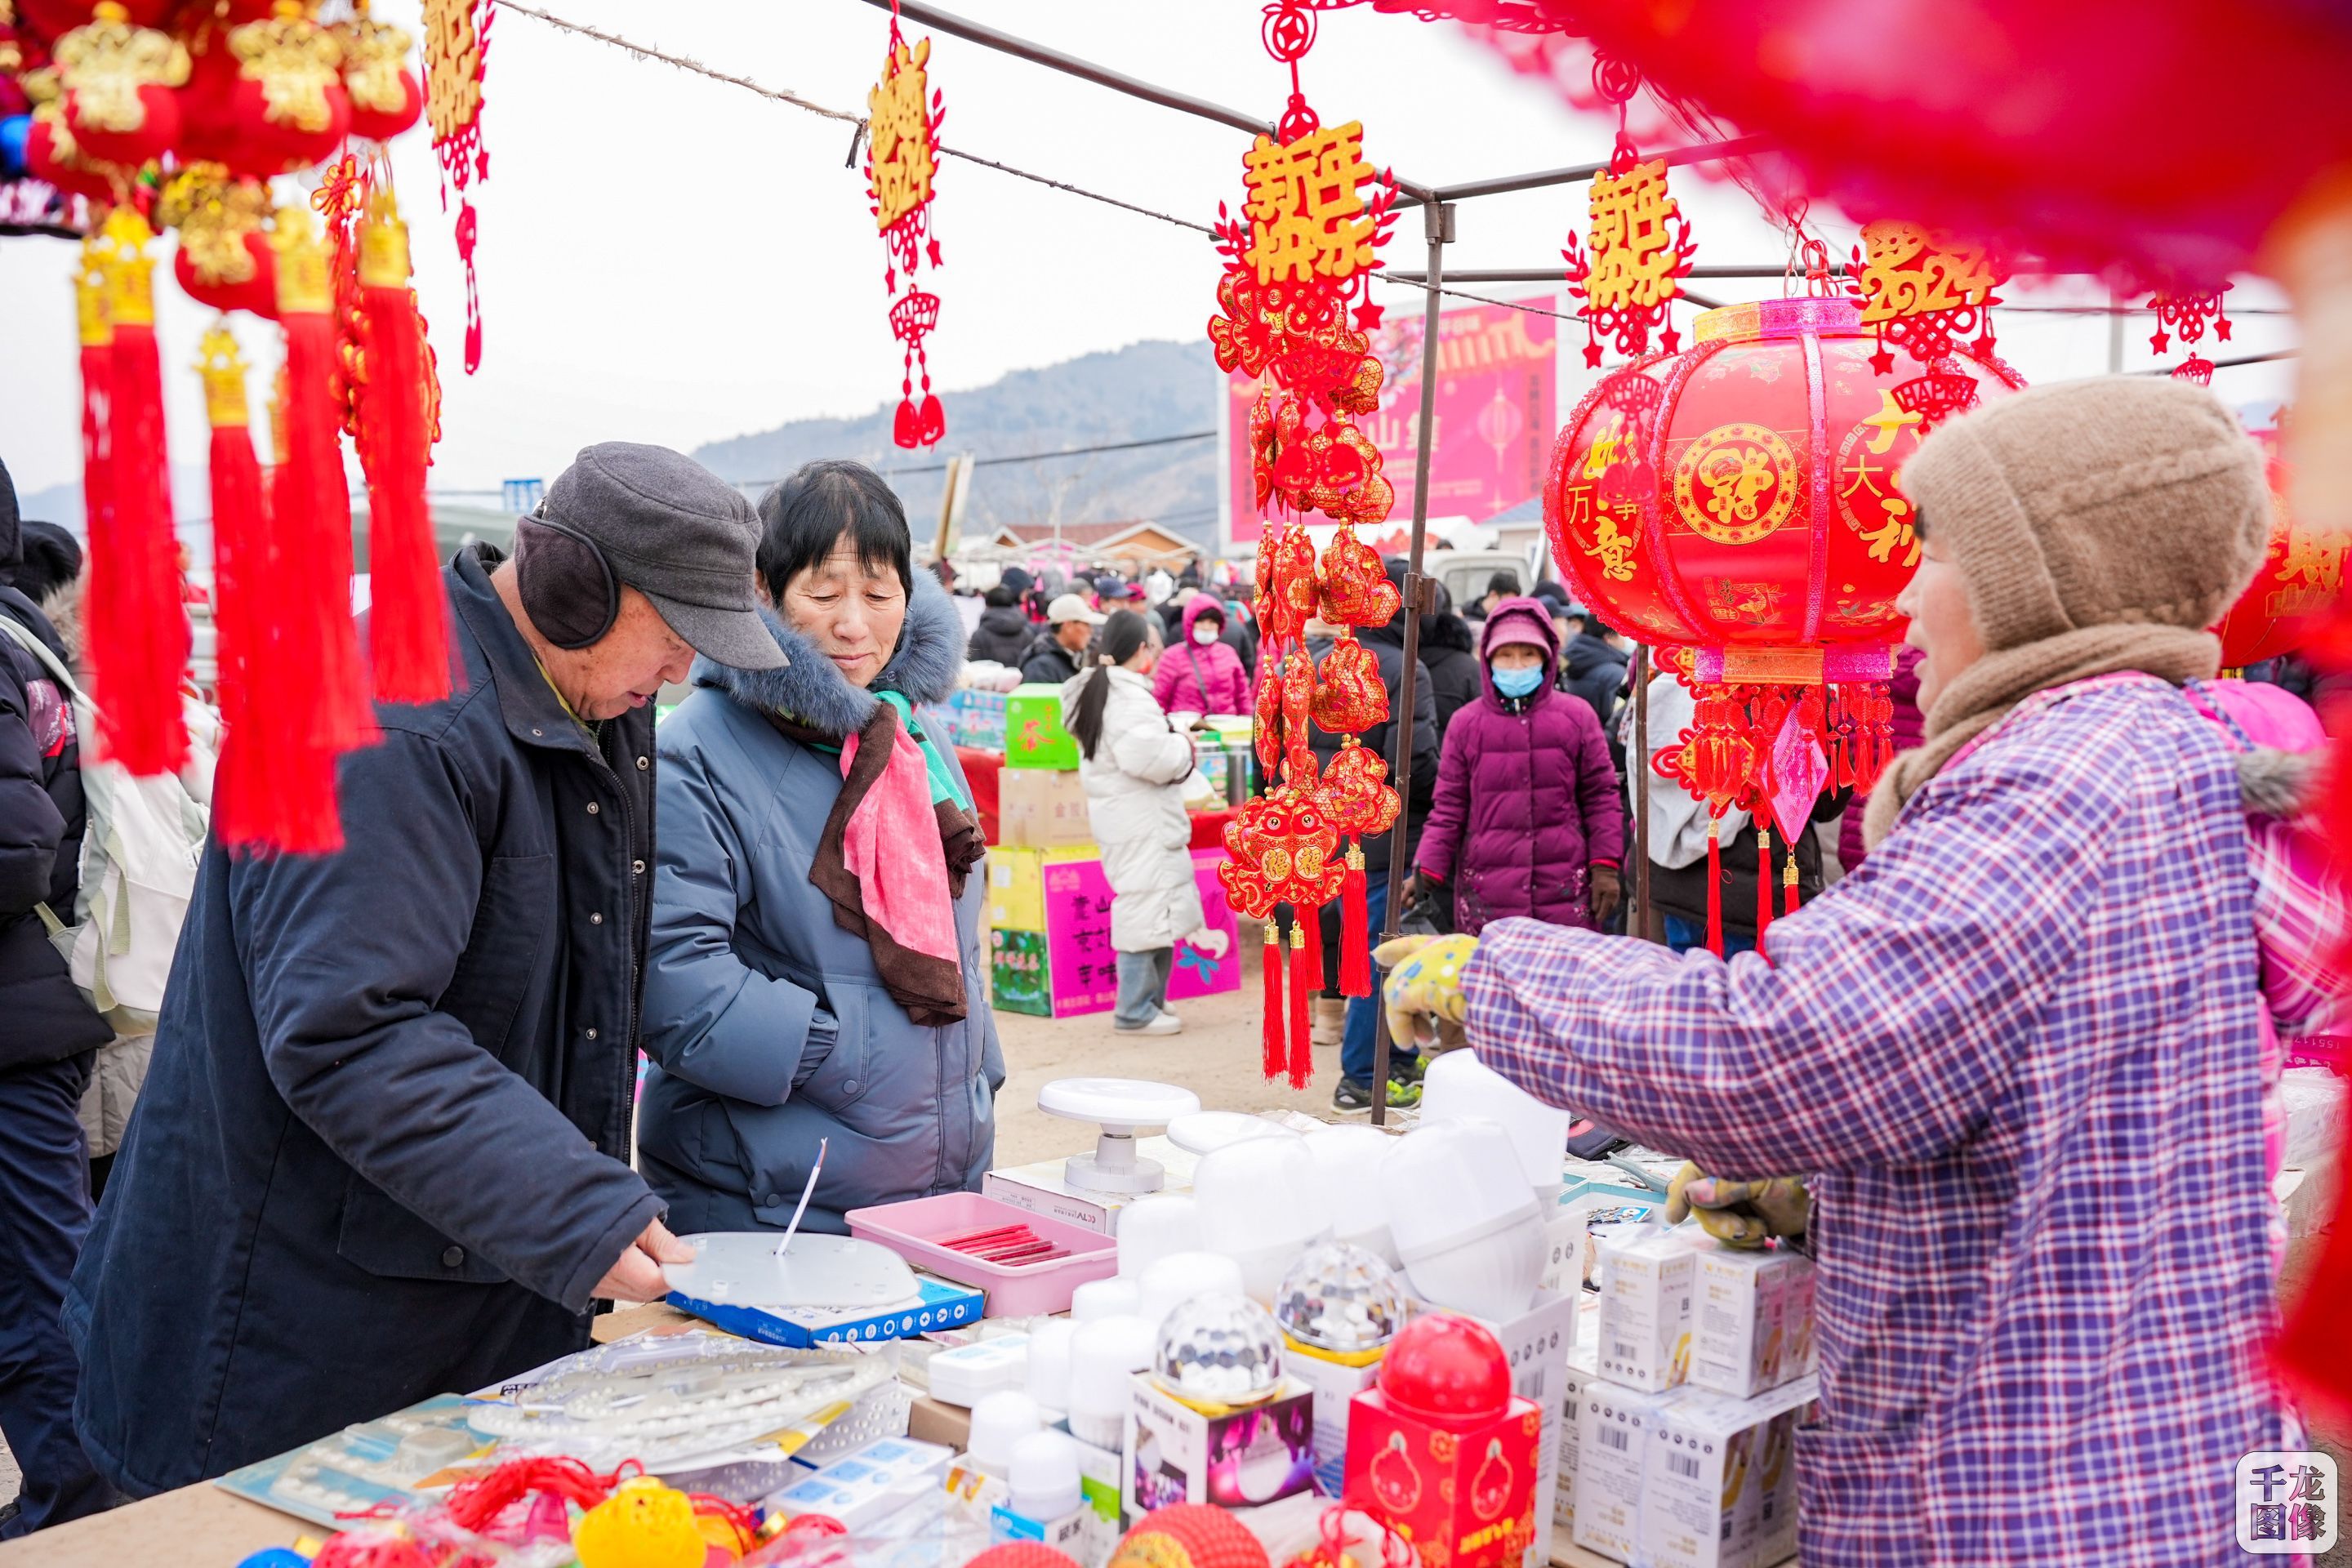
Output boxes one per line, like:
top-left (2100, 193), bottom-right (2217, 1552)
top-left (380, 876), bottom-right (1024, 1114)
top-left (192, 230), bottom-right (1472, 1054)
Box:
top-left (1637, 1378), bottom-right (1819, 1568)
top-left (983, 1139), bottom-right (1200, 1235)
top-left (1481, 1289), bottom-right (1584, 1568)
top-left (1689, 1245), bottom-right (1815, 1400)
top-left (1553, 1303), bottom-right (1603, 1534)
top-left (1005, 684), bottom-right (1080, 769)
top-left (667, 1272), bottom-right (982, 1348)
top-left (1279, 1343), bottom-right (1382, 1499)
top-left (949, 688), bottom-right (1010, 751)
top-left (1346, 1371), bottom-right (1544, 1568)
top-left (1058, 1419), bottom-right (1128, 1535)
top-left (1123, 1373), bottom-right (1317, 1520)
top-left (767, 1437), bottom-right (954, 1532)
top-left (998, 766), bottom-right (1094, 849)
top-left (1571, 1384), bottom-right (1682, 1561)
top-left (987, 850), bottom-right (1241, 1018)
top-left (1597, 1227), bottom-right (1706, 1392)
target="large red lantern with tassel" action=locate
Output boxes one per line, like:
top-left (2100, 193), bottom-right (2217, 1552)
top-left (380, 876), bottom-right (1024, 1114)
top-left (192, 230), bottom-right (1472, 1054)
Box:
top-left (1544, 294), bottom-right (2023, 948)
top-left (53, 2), bottom-right (188, 167)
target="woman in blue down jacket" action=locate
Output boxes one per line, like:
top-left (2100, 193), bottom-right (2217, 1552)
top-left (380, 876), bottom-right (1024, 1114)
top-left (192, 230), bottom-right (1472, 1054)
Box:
top-left (640, 461), bottom-right (1000, 1235)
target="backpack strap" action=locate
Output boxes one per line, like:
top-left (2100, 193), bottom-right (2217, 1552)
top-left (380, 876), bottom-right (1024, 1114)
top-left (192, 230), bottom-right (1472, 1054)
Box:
top-left (0, 612), bottom-right (84, 702)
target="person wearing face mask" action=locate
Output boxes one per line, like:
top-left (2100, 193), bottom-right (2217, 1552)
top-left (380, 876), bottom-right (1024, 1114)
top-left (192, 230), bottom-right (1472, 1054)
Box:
top-left (1062, 609), bottom-right (1227, 1036)
top-left (1408, 597), bottom-right (1623, 939)
top-left (1152, 594), bottom-right (1251, 717)
top-left (68, 443), bottom-right (775, 1498)
top-left (639, 461), bottom-right (998, 1236)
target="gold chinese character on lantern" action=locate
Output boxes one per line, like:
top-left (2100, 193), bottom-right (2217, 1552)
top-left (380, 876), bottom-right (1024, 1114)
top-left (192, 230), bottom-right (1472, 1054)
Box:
top-left (1241, 120), bottom-right (1377, 285)
top-left (1583, 159), bottom-right (1684, 314)
top-left (869, 35), bottom-right (936, 235)
top-left (420, 0), bottom-right (483, 145)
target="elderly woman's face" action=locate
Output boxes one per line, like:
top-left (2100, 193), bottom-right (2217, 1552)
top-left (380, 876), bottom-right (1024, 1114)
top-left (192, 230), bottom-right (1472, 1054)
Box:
top-left (1895, 532), bottom-right (1984, 715)
top-left (780, 533), bottom-right (907, 688)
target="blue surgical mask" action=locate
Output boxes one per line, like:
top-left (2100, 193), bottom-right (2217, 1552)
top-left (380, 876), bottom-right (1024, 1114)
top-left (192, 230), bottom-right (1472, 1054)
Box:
top-left (1492, 664), bottom-right (1545, 699)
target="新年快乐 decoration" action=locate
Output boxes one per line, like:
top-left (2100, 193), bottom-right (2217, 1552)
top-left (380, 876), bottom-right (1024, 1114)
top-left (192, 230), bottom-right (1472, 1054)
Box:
top-left (867, 1), bottom-right (947, 448)
top-left (1847, 220), bottom-right (2005, 375)
top-left (1544, 292), bottom-right (2025, 951)
top-left (1211, 0), bottom-right (1402, 1087)
top-left (420, 0), bottom-right (489, 371)
top-left (1561, 56), bottom-right (1695, 369)
top-left (2214, 426), bottom-right (2345, 670)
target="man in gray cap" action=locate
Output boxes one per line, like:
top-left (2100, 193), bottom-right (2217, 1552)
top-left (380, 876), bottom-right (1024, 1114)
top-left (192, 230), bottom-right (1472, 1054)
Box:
top-left (66, 444), bottom-right (782, 1498)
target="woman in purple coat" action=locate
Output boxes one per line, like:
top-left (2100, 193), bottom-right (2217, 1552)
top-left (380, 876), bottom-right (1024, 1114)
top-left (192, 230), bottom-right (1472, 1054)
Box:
top-left (1410, 598), bottom-right (1624, 934)
top-left (1152, 594), bottom-right (1251, 716)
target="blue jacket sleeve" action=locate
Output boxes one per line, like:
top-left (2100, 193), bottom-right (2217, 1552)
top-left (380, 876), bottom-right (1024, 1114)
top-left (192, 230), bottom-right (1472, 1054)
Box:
top-left (1462, 745), bottom-right (2110, 1174)
top-left (239, 729), bottom-right (660, 1313)
top-left (642, 731), bottom-right (830, 1107)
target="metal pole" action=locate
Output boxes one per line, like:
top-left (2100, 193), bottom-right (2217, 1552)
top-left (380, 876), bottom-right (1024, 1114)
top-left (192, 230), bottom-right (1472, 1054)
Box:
top-left (1632, 645), bottom-right (1654, 942)
top-left (1370, 198), bottom-right (1454, 1126)
top-left (2106, 285), bottom-right (2125, 375)
top-left (1390, 135), bottom-right (1768, 207)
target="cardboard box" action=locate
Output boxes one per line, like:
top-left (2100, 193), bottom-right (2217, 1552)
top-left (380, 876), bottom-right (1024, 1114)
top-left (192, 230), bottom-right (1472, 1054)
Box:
top-left (1347, 1373), bottom-right (1544, 1568)
top-left (1638, 1379), bottom-right (1819, 1568)
top-left (1481, 1289), bottom-right (1583, 1568)
top-left (766, 1437), bottom-right (953, 1532)
top-left (983, 1139), bottom-right (1200, 1235)
top-left (1058, 1419), bottom-right (1128, 1535)
top-left (667, 1272), bottom-right (982, 1348)
top-left (998, 766), bottom-right (1095, 849)
top-left (1553, 1306), bottom-right (1602, 1535)
top-left (1124, 1374), bottom-right (1317, 1519)
top-left (1597, 1227), bottom-right (1705, 1392)
top-left (1005, 684), bottom-right (1080, 769)
top-left (1279, 1343), bottom-right (1382, 1500)
top-left (985, 850), bottom-right (1241, 1018)
top-left (1690, 1246), bottom-right (1815, 1400)
top-left (1571, 1384), bottom-right (1681, 1561)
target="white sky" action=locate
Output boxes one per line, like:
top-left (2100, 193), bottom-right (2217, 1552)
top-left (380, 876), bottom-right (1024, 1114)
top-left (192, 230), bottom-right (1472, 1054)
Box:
top-left (0, 0), bottom-right (2300, 506)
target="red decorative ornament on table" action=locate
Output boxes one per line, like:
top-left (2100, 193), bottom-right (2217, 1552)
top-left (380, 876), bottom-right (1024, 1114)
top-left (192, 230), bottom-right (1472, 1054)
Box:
top-left (1560, 55), bottom-right (1695, 369)
top-left (1544, 292), bottom-right (2025, 951)
top-left (867, 1), bottom-right (946, 448)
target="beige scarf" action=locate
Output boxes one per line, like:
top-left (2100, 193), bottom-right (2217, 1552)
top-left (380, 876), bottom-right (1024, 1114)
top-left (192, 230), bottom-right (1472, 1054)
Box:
top-left (1860, 623), bottom-right (2221, 849)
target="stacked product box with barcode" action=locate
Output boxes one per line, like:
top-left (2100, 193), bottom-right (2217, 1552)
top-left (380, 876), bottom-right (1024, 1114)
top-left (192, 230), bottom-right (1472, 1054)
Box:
top-left (1689, 1247), bottom-right (1819, 1399)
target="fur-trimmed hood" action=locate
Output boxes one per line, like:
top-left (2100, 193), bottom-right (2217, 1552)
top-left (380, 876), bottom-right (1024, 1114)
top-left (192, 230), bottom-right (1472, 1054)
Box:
top-left (693, 571), bottom-right (965, 737)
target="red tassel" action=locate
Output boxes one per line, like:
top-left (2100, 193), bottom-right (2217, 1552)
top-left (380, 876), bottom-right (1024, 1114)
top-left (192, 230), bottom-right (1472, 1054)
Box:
top-left (1705, 817), bottom-right (1724, 957)
top-left (195, 324), bottom-right (270, 849)
top-left (75, 243), bottom-right (114, 692)
top-left (1339, 847), bottom-right (1371, 998)
top-left (1298, 893), bottom-right (1325, 984)
top-left (1288, 924), bottom-right (1314, 1090)
top-left (1756, 828), bottom-right (1774, 940)
top-left (89, 210), bottom-right (189, 776)
top-left (1261, 920), bottom-right (1285, 1084)
top-left (354, 189), bottom-right (452, 705)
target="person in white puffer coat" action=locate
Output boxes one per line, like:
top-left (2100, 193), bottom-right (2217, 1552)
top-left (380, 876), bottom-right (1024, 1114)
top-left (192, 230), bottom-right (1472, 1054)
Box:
top-left (1061, 608), bottom-right (1224, 1036)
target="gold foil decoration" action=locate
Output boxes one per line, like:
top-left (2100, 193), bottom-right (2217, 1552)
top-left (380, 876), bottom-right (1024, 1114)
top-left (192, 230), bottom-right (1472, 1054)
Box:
top-left (229, 2), bottom-right (345, 134)
top-left (93, 206), bottom-right (157, 328)
top-left (357, 188), bottom-right (411, 288)
top-left (53, 2), bottom-right (190, 135)
top-left (75, 233), bottom-right (112, 350)
top-left (196, 323), bottom-right (253, 430)
top-left (420, 0), bottom-right (483, 144)
top-left (270, 203), bottom-right (332, 315)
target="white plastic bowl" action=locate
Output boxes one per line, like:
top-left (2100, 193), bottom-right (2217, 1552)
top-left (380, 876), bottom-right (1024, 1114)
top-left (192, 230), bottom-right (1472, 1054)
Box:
top-left (1303, 1125), bottom-right (1401, 1267)
top-left (1380, 1117), bottom-right (1544, 1260)
top-left (1116, 1194), bottom-right (1204, 1279)
top-left (1419, 1051), bottom-right (1570, 1191)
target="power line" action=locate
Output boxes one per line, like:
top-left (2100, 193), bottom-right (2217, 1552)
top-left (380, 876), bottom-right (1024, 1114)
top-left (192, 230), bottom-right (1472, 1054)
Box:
top-left (728, 428), bottom-right (1220, 488)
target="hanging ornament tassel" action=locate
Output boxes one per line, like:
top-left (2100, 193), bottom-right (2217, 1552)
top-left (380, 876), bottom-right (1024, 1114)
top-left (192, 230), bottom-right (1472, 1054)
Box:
top-left (1298, 889), bottom-right (1325, 987)
top-left (90, 210), bottom-right (191, 776)
top-left (1288, 921), bottom-right (1315, 1090)
top-left (1339, 846), bottom-right (1371, 998)
top-left (1261, 920), bottom-right (1286, 1083)
top-left (354, 188), bottom-right (452, 704)
top-left (75, 238), bottom-right (115, 697)
top-left (1705, 815), bottom-right (1724, 957)
top-left (195, 324), bottom-right (269, 849)
top-left (1755, 827), bottom-right (1774, 941)
top-left (1783, 847), bottom-right (1802, 919)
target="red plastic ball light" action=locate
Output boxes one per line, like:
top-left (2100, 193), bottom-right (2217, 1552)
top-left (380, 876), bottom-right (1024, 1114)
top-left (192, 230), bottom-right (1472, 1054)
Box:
top-left (1110, 1503), bottom-right (1272, 1568)
top-left (1376, 1312), bottom-right (1511, 1423)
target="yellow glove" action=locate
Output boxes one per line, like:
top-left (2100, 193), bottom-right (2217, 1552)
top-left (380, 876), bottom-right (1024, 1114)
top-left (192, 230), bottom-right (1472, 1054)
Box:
top-left (1374, 933), bottom-right (1478, 1054)
top-left (1664, 1164), bottom-right (1811, 1249)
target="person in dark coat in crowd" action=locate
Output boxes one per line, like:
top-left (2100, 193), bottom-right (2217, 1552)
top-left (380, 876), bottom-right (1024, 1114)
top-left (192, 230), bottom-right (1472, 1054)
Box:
top-left (964, 584), bottom-right (1033, 667)
top-left (1561, 615), bottom-right (1633, 732)
top-left (1412, 598), bottom-right (1624, 938)
top-left (1020, 593), bottom-right (1102, 684)
top-left (1836, 645), bottom-right (1925, 875)
top-left (1416, 582), bottom-right (1481, 738)
top-left (1312, 557), bottom-right (1440, 1114)
top-left (1469, 569), bottom-right (1521, 626)
top-left (0, 462), bottom-right (114, 1536)
top-left (66, 443), bottom-right (781, 1499)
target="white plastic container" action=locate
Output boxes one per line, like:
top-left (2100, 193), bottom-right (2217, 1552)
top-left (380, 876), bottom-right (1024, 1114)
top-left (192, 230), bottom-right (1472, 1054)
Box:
top-left (1116, 1194), bottom-right (1203, 1279)
top-left (1419, 1050), bottom-right (1571, 1192)
top-left (1192, 1137), bottom-right (1331, 1303)
top-left (966, 1391), bottom-right (1044, 1478)
top-left (1303, 1126), bottom-right (1401, 1267)
top-left (1138, 1250), bottom-right (1248, 1336)
top-left (1071, 1276), bottom-right (1143, 1322)
top-left (1382, 1117), bottom-right (1546, 1320)
top-left (1025, 1317), bottom-right (1078, 1418)
top-left (1066, 1315), bottom-right (1154, 1450)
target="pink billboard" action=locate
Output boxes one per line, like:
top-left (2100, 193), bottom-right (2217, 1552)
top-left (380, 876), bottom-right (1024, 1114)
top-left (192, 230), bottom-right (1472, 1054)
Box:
top-left (1223, 296), bottom-right (1558, 547)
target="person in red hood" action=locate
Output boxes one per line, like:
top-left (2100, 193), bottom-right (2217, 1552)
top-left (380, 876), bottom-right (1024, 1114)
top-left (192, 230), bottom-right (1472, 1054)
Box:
top-left (1152, 594), bottom-right (1250, 716)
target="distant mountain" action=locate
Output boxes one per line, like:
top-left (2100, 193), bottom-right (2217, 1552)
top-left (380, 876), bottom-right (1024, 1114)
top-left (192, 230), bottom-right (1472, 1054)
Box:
top-left (693, 338), bottom-right (1222, 548)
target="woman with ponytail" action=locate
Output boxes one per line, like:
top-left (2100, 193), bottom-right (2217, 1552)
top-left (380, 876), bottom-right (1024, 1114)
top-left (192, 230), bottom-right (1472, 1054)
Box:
top-left (1062, 608), bottom-right (1222, 1036)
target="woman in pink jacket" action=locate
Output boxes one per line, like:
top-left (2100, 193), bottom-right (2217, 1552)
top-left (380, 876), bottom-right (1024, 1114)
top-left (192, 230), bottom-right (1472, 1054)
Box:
top-left (1153, 595), bottom-right (1250, 715)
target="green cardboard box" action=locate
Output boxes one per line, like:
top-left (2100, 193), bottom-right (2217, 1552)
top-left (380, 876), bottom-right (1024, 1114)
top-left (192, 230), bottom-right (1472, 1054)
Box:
top-left (990, 927), bottom-right (1052, 1017)
top-left (1004, 684), bottom-right (1080, 770)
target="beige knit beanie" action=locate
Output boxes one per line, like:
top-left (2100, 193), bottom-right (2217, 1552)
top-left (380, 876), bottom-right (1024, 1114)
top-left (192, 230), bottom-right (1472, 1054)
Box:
top-left (1899, 376), bottom-right (2271, 650)
top-left (1862, 377), bottom-right (2272, 848)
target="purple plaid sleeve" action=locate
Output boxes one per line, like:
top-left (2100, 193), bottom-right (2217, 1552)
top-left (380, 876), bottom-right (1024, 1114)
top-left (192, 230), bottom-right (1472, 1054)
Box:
top-left (1462, 678), bottom-right (2283, 1567)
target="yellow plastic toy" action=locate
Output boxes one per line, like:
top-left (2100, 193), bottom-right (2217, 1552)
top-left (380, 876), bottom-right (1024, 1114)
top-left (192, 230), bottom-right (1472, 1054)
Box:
top-left (572, 1477), bottom-right (709, 1568)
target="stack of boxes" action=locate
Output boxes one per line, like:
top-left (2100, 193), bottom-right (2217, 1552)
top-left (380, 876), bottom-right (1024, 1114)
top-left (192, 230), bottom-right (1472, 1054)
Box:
top-left (932, 686), bottom-right (1011, 751)
top-left (1561, 1227), bottom-right (1819, 1568)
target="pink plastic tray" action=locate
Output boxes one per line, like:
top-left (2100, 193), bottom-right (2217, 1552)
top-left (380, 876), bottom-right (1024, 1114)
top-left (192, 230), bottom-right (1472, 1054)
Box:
top-left (846, 1192), bottom-right (1120, 1317)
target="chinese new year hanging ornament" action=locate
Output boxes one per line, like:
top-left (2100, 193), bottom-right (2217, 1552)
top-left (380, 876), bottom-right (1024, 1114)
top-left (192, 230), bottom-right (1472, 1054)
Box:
top-left (867, 1), bottom-right (945, 448)
top-left (2148, 283), bottom-right (2232, 385)
top-left (419, 0), bottom-right (488, 370)
top-left (1561, 56), bottom-right (1695, 369)
top-left (1846, 220), bottom-right (2006, 375)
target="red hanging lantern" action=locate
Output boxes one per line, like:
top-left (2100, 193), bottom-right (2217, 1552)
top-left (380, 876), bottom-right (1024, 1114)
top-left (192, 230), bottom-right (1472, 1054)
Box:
top-left (162, 166), bottom-right (278, 318)
top-left (866, 5), bottom-right (946, 447)
top-left (2213, 428), bottom-right (2345, 670)
top-left (25, 100), bottom-right (122, 203)
top-left (1545, 293), bottom-right (2024, 947)
top-left (337, 1), bottom-right (422, 142)
top-left (53, 1), bottom-right (188, 168)
top-left (222, 2), bottom-right (349, 175)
